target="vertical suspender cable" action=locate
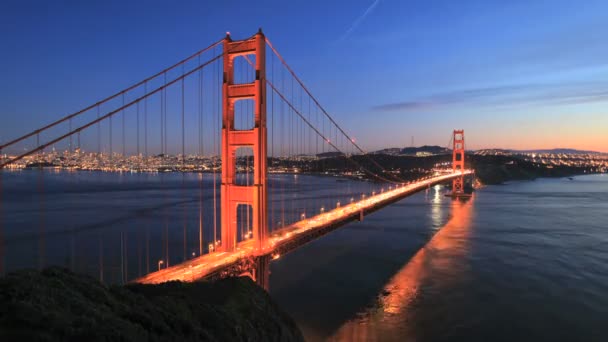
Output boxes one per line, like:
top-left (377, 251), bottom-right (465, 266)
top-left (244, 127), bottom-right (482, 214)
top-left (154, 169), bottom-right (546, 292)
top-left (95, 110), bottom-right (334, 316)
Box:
top-left (270, 51), bottom-right (274, 232)
top-left (137, 102), bottom-right (140, 157)
top-left (212, 46), bottom-right (218, 249)
top-left (144, 82), bottom-right (148, 159)
top-left (69, 118), bottom-right (73, 153)
top-left (182, 73), bottom-right (187, 261)
top-left (122, 93), bottom-right (126, 157)
top-left (97, 105), bottom-right (101, 157)
top-left (198, 57), bottom-right (204, 256)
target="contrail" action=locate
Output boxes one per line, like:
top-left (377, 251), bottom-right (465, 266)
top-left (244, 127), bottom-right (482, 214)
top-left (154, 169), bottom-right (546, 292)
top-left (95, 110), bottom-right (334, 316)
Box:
top-left (340, 0), bottom-right (381, 41)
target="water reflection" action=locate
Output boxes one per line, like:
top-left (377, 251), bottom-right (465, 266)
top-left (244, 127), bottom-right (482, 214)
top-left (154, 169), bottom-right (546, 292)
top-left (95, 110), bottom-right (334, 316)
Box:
top-left (430, 184), bottom-right (442, 231)
top-left (330, 196), bottom-right (475, 341)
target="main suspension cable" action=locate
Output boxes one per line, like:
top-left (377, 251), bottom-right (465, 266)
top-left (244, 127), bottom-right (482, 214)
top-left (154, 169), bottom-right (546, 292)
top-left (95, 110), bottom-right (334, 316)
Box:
top-left (0, 39), bottom-right (224, 152)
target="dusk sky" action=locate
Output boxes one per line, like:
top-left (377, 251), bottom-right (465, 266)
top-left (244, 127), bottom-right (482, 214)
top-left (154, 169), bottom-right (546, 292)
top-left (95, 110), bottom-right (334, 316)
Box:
top-left (1, 0), bottom-right (607, 152)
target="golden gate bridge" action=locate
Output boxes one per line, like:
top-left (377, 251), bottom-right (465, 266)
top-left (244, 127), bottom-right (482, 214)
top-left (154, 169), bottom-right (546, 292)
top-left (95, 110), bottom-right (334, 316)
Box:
top-left (0, 30), bottom-right (473, 288)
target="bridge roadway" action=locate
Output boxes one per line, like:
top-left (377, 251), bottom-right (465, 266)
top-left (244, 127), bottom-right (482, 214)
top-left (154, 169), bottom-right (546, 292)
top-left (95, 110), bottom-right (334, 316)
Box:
top-left (135, 171), bottom-right (473, 284)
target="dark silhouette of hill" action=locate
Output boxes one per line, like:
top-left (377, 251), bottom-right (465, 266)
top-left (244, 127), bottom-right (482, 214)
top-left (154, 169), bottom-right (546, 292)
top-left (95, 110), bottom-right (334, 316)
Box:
top-left (0, 267), bottom-right (303, 342)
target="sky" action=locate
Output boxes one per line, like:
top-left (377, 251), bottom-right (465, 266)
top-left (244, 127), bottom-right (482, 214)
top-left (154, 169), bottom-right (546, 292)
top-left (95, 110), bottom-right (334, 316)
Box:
top-left (1, 0), bottom-right (608, 152)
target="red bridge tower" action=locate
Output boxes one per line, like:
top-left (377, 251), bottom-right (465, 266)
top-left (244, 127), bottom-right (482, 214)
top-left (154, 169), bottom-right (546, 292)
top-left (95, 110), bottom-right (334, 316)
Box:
top-left (221, 30), bottom-right (267, 253)
top-left (452, 129), bottom-right (465, 197)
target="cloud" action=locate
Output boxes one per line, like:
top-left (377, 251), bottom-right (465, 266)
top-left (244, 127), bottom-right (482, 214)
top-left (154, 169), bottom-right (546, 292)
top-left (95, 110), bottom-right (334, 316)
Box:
top-left (339, 0), bottom-right (381, 41)
top-left (372, 82), bottom-right (608, 112)
top-left (373, 101), bottom-right (436, 111)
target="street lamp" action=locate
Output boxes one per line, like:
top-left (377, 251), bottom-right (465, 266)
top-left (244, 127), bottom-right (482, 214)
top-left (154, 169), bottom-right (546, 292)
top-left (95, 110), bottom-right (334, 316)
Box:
top-left (158, 260), bottom-right (164, 271)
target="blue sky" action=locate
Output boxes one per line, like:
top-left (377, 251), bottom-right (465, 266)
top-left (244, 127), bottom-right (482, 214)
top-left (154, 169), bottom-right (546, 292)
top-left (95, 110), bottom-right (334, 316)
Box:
top-left (1, 0), bottom-right (607, 151)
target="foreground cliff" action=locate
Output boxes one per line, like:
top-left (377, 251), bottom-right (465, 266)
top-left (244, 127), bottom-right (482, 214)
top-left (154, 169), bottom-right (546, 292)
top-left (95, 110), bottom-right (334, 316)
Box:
top-left (0, 267), bottom-right (303, 341)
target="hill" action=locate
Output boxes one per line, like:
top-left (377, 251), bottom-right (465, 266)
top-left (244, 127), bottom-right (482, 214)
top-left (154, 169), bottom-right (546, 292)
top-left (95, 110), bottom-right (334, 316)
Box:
top-left (371, 145), bottom-right (450, 155)
top-left (0, 267), bottom-right (303, 341)
top-left (513, 148), bottom-right (604, 155)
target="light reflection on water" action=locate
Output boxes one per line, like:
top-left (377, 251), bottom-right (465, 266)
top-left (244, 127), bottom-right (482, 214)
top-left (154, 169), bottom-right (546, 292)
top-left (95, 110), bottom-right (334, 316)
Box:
top-left (330, 196), bottom-right (474, 341)
top-left (430, 184), bottom-right (443, 232)
top-left (270, 174), bottom-right (608, 341)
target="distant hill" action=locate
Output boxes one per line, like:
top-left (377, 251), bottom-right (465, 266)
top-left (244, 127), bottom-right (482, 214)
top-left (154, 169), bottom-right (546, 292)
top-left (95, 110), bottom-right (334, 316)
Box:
top-left (512, 148), bottom-right (604, 155)
top-left (372, 147), bottom-right (605, 157)
top-left (370, 148), bottom-right (401, 155)
top-left (371, 145), bottom-right (450, 156)
top-left (401, 145), bottom-right (450, 155)
top-left (316, 151), bottom-right (344, 158)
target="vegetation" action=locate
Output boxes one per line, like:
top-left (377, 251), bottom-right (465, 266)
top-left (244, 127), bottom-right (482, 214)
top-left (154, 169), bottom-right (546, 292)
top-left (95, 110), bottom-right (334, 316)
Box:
top-left (296, 153), bottom-right (595, 185)
top-left (0, 267), bottom-right (303, 341)
top-left (469, 155), bottom-right (588, 184)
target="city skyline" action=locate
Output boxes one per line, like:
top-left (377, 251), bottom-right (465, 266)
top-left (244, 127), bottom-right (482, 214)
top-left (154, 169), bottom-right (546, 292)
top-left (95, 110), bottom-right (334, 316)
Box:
top-left (1, 0), bottom-right (608, 152)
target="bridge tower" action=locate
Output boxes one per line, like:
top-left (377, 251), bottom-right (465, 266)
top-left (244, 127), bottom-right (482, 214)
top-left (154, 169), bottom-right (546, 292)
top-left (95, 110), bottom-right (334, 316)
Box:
top-left (452, 130), bottom-right (465, 196)
top-left (221, 30), bottom-right (267, 252)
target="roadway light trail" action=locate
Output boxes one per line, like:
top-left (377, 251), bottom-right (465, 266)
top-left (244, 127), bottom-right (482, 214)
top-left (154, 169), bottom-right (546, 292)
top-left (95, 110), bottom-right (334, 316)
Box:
top-left (135, 170), bottom-right (472, 284)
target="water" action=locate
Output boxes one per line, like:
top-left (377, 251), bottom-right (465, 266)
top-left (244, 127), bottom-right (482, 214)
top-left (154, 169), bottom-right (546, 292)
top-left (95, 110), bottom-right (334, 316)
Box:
top-left (269, 174), bottom-right (608, 341)
top-left (0, 170), bottom-right (383, 283)
top-left (1, 171), bottom-right (607, 341)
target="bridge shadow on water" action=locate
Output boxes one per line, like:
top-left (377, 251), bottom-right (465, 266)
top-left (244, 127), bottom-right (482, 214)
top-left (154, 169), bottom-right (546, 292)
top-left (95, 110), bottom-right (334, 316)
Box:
top-left (269, 191), bottom-right (475, 341)
top-left (328, 196), bottom-right (474, 341)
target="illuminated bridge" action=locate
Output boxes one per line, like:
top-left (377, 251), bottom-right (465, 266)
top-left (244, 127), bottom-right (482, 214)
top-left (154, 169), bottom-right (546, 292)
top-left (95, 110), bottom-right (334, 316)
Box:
top-left (0, 30), bottom-right (474, 288)
top-left (136, 171), bottom-right (471, 287)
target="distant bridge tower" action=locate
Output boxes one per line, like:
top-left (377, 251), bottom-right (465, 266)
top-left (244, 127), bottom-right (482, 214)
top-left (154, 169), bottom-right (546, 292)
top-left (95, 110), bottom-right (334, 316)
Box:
top-left (452, 130), bottom-right (465, 196)
top-left (221, 30), bottom-right (267, 253)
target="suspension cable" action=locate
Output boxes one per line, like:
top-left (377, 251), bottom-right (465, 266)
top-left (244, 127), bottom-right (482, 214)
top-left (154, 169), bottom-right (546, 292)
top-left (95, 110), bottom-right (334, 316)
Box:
top-left (0, 39), bottom-right (223, 152)
top-left (263, 39), bottom-right (405, 182)
top-left (266, 79), bottom-right (400, 184)
top-left (0, 37), bottom-right (254, 169)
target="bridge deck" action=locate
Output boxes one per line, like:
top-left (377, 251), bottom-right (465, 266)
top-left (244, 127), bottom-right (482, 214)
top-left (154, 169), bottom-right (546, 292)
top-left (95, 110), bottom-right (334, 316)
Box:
top-left (135, 171), bottom-right (472, 284)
